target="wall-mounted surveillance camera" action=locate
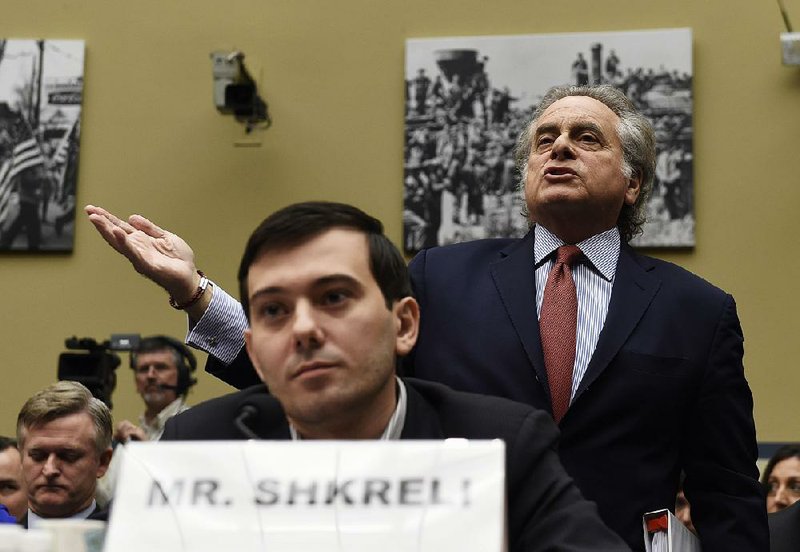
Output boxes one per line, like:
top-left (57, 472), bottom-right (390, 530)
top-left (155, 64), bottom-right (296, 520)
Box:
top-left (210, 50), bottom-right (272, 132)
top-left (777, 0), bottom-right (800, 65)
top-left (783, 33), bottom-right (800, 65)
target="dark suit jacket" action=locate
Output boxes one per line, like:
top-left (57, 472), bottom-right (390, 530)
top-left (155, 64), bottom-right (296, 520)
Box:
top-left (162, 377), bottom-right (630, 552)
top-left (769, 500), bottom-right (800, 552)
top-left (405, 231), bottom-right (768, 551)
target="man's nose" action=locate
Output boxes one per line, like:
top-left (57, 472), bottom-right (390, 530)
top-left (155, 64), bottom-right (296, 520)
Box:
top-left (550, 134), bottom-right (576, 160)
top-left (293, 302), bottom-right (324, 351)
top-left (42, 454), bottom-right (60, 477)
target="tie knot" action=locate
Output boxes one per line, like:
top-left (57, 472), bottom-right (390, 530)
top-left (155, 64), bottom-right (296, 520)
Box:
top-left (555, 245), bottom-right (582, 267)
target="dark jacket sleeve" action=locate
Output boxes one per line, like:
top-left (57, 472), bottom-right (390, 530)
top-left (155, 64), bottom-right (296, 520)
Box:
top-left (769, 500), bottom-right (800, 552)
top-left (681, 295), bottom-right (769, 551)
top-left (204, 347), bottom-right (261, 390)
top-left (507, 408), bottom-right (631, 552)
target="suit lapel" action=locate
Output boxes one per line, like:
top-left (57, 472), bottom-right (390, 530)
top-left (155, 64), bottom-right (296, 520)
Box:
top-left (489, 230), bottom-right (550, 403)
top-left (573, 245), bottom-right (660, 403)
top-left (400, 382), bottom-right (445, 439)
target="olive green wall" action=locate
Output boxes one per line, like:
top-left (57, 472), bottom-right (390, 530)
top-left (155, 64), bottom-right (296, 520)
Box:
top-left (2, 1), bottom-right (799, 440)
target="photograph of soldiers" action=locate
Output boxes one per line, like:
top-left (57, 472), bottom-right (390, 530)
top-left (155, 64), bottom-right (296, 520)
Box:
top-left (403, 28), bottom-right (694, 250)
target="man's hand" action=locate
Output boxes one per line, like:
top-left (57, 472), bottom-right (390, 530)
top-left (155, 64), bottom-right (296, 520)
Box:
top-left (85, 205), bottom-right (199, 304)
top-left (115, 420), bottom-right (148, 443)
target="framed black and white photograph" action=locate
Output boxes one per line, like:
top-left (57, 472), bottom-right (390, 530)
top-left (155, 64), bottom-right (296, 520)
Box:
top-left (0, 39), bottom-right (85, 252)
top-left (403, 28), bottom-right (693, 252)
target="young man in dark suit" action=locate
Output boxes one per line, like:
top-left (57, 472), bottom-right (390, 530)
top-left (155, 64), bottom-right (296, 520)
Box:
top-left (160, 201), bottom-right (628, 551)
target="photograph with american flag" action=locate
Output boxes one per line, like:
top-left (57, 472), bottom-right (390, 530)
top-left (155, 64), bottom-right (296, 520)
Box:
top-left (0, 39), bottom-right (84, 252)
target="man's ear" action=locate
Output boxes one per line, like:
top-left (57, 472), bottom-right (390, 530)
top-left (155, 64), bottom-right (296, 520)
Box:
top-left (96, 447), bottom-right (113, 479)
top-left (394, 296), bottom-right (420, 357)
top-left (624, 170), bottom-right (642, 206)
top-left (244, 329), bottom-right (268, 384)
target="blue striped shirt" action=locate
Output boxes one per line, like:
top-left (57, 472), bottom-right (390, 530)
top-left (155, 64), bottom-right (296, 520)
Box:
top-left (187, 283), bottom-right (248, 364)
top-left (534, 225), bottom-right (620, 402)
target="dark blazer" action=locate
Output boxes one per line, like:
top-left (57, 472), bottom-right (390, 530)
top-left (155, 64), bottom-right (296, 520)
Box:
top-left (769, 500), bottom-right (800, 552)
top-left (405, 231), bottom-right (768, 551)
top-left (162, 378), bottom-right (630, 552)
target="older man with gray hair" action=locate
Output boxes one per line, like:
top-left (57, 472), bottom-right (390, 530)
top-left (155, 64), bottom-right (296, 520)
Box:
top-left (16, 381), bottom-right (112, 528)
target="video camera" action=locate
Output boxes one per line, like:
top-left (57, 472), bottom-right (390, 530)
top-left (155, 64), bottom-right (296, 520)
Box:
top-left (57, 334), bottom-right (141, 409)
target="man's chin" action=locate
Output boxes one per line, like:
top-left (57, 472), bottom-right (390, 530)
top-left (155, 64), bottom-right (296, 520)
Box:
top-left (142, 391), bottom-right (167, 403)
top-left (31, 495), bottom-right (74, 518)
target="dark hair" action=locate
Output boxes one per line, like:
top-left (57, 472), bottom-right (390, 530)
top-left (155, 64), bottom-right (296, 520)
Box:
top-left (762, 444), bottom-right (800, 484)
top-left (515, 84), bottom-right (656, 243)
top-left (129, 335), bottom-right (197, 396)
top-left (0, 436), bottom-right (17, 452)
top-left (237, 201), bottom-right (412, 320)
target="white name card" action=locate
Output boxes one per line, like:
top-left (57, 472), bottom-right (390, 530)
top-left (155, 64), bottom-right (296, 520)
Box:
top-left (104, 440), bottom-right (505, 552)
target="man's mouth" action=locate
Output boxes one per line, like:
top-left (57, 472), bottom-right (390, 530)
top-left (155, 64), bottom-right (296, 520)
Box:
top-left (544, 166), bottom-right (577, 177)
top-left (36, 483), bottom-right (66, 493)
top-left (293, 361), bottom-right (337, 379)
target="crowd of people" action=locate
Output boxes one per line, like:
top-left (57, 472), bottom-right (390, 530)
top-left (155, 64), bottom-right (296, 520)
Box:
top-left (403, 58), bottom-right (530, 251)
top-left (0, 109), bottom-right (79, 252)
top-left (403, 48), bottom-right (695, 251)
top-left (0, 82), bottom-right (796, 551)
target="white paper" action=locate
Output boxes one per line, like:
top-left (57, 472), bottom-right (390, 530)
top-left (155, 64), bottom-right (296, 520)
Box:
top-left (105, 440), bottom-right (505, 552)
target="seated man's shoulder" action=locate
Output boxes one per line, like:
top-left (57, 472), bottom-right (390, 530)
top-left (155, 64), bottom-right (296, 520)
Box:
top-left (404, 378), bottom-right (554, 443)
top-left (163, 384), bottom-right (278, 441)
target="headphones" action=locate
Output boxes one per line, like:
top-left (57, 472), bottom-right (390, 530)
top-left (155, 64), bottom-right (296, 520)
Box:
top-left (129, 335), bottom-right (198, 396)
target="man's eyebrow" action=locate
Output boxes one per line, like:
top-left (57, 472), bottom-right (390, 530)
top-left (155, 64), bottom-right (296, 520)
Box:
top-left (533, 123), bottom-right (560, 138)
top-left (313, 274), bottom-right (361, 289)
top-left (28, 445), bottom-right (79, 452)
top-left (534, 121), bottom-right (606, 138)
top-left (570, 122), bottom-right (605, 136)
top-left (249, 274), bottom-right (362, 301)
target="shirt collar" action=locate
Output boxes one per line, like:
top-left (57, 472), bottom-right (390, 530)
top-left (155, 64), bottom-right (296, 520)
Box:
top-left (533, 224), bottom-right (620, 281)
top-left (289, 376), bottom-right (407, 441)
top-left (138, 397), bottom-right (186, 439)
top-left (27, 500), bottom-right (96, 529)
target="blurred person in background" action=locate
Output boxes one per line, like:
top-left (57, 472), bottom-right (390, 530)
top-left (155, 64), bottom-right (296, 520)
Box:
top-left (0, 436), bottom-right (27, 521)
top-left (762, 444), bottom-right (800, 514)
top-left (96, 335), bottom-right (195, 505)
top-left (17, 381), bottom-right (112, 528)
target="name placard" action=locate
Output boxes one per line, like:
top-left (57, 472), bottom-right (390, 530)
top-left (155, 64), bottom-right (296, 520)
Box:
top-left (104, 440), bottom-right (505, 552)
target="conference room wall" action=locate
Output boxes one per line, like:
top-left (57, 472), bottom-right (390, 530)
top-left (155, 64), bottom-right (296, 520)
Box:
top-left (1, 0), bottom-right (798, 444)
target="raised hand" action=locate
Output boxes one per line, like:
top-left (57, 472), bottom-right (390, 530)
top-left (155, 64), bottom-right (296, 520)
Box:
top-left (85, 205), bottom-right (200, 304)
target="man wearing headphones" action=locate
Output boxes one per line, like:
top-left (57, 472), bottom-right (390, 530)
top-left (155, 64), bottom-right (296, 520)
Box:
top-left (97, 336), bottom-right (197, 505)
top-left (116, 335), bottom-right (197, 442)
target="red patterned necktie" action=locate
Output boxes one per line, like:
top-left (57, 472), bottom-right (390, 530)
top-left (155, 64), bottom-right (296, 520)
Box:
top-left (540, 245), bottom-right (582, 424)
